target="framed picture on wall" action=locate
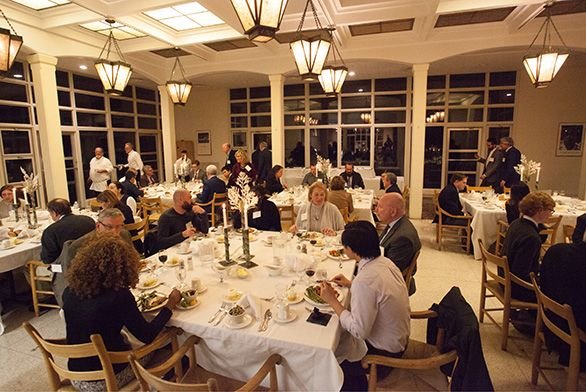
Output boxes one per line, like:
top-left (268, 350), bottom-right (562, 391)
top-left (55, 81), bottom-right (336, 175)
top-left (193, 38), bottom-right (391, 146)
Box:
top-left (196, 131), bottom-right (211, 155)
top-left (556, 123), bottom-right (584, 157)
top-left (232, 131), bottom-right (247, 148)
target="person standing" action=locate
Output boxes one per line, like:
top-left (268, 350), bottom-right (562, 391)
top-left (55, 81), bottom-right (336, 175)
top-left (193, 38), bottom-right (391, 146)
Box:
top-left (174, 150), bottom-right (191, 181)
top-left (252, 141), bottom-right (272, 184)
top-left (499, 137), bottom-right (521, 188)
top-left (228, 150), bottom-right (257, 187)
top-left (476, 138), bottom-right (503, 191)
top-left (88, 147), bottom-right (113, 197)
top-left (120, 142), bottom-right (144, 184)
top-left (222, 143), bottom-right (237, 171)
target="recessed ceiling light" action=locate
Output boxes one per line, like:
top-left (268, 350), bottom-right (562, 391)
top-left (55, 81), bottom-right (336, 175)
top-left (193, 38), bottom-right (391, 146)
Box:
top-left (13, 74), bottom-right (23, 78)
top-left (79, 65), bottom-right (88, 70)
top-left (10, 0), bottom-right (70, 11)
top-left (349, 71), bottom-right (356, 76)
top-left (144, 1), bottom-right (224, 31)
top-left (358, 88), bottom-right (364, 92)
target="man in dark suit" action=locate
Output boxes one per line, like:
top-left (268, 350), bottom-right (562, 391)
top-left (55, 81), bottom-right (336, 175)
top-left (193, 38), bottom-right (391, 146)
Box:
top-left (435, 173), bottom-right (468, 226)
top-left (375, 193), bottom-right (421, 295)
top-left (139, 165), bottom-right (158, 187)
top-left (121, 170), bottom-right (144, 200)
top-left (340, 163), bottom-right (365, 189)
top-left (41, 198), bottom-right (96, 264)
top-left (499, 136), bottom-right (522, 188)
top-left (196, 165), bottom-right (227, 211)
top-left (187, 160), bottom-right (206, 182)
top-left (476, 138), bottom-right (503, 192)
top-left (252, 141), bottom-right (272, 183)
top-left (381, 172), bottom-right (402, 194)
top-left (222, 143), bottom-right (237, 171)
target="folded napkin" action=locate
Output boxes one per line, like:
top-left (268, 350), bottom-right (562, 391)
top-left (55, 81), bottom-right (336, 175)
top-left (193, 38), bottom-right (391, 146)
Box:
top-left (237, 293), bottom-right (262, 318)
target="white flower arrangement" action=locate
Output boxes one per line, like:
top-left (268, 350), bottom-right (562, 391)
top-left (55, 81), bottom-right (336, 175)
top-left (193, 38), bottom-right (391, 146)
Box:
top-left (20, 167), bottom-right (39, 193)
top-left (228, 172), bottom-right (258, 213)
top-left (315, 155), bottom-right (331, 178)
top-left (514, 155), bottom-right (542, 183)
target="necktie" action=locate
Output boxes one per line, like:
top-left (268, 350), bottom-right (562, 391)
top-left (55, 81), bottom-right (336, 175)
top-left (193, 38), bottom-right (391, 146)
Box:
top-left (379, 225), bottom-right (392, 245)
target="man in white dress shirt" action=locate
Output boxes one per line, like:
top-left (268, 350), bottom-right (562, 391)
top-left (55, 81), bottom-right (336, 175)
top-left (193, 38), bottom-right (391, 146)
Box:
top-left (88, 147), bottom-right (113, 196)
top-left (121, 142), bottom-right (143, 183)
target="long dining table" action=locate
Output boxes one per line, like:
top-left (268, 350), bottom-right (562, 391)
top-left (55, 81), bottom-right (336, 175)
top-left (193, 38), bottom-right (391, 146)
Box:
top-left (140, 230), bottom-right (356, 390)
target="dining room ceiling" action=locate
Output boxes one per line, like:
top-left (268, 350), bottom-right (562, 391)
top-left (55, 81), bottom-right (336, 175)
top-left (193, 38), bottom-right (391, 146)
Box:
top-left (3, 0), bottom-right (586, 86)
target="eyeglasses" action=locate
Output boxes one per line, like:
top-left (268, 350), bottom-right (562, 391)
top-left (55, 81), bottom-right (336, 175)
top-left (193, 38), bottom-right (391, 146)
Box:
top-left (98, 221), bottom-right (124, 230)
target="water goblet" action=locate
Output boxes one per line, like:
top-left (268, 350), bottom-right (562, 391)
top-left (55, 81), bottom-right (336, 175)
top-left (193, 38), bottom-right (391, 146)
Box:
top-left (175, 263), bottom-right (187, 290)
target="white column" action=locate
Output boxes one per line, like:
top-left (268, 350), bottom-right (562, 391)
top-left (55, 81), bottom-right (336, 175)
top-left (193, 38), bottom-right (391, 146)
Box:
top-left (269, 74), bottom-right (285, 165)
top-left (27, 53), bottom-right (68, 200)
top-left (410, 64), bottom-right (429, 219)
top-left (158, 86), bottom-right (177, 182)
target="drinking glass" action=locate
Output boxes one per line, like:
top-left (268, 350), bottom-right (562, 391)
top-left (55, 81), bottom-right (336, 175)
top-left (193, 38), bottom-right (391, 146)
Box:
top-left (305, 264), bottom-right (316, 283)
top-left (158, 250), bottom-right (168, 264)
top-left (294, 257), bottom-right (306, 284)
top-left (211, 263), bottom-right (226, 284)
top-left (175, 263), bottom-right (187, 290)
top-left (316, 269), bottom-right (327, 282)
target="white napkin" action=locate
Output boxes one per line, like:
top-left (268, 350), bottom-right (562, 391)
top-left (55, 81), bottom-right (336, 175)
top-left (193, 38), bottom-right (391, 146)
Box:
top-left (0, 227), bottom-right (9, 240)
top-left (237, 293), bottom-right (262, 318)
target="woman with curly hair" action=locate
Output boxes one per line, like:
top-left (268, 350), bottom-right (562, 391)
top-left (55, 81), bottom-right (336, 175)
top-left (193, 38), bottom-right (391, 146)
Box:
top-left (63, 234), bottom-right (181, 391)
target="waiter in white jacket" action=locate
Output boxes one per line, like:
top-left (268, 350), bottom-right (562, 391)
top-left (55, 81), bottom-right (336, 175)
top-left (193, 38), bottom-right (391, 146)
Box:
top-left (119, 142), bottom-right (144, 184)
top-left (88, 147), bottom-right (113, 196)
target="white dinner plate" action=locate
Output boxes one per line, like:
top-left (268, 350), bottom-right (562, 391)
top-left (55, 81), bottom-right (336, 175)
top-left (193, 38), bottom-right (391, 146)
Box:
top-left (176, 298), bottom-right (200, 311)
top-left (304, 288), bottom-right (344, 308)
top-left (165, 259), bottom-right (182, 267)
top-left (176, 249), bottom-right (192, 255)
top-left (137, 280), bottom-right (161, 290)
top-left (225, 314), bottom-right (253, 329)
top-left (141, 298), bottom-right (168, 313)
top-left (0, 244), bottom-right (16, 250)
top-left (273, 309), bottom-right (298, 324)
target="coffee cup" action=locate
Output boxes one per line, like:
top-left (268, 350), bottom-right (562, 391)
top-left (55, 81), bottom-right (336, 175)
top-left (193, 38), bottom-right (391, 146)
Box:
top-left (191, 278), bottom-right (202, 292)
top-left (228, 305), bottom-right (245, 325)
top-left (277, 302), bottom-right (290, 321)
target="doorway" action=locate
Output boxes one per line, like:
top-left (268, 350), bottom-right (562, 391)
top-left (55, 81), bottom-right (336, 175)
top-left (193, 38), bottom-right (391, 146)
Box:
top-left (446, 128), bottom-right (480, 186)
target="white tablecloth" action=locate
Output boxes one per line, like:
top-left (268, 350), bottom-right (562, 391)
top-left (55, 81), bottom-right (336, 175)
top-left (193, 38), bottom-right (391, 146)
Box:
top-left (283, 168), bottom-right (404, 192)
top-left (145, 232), bottom-right (356, 390)
top-left (143, 182), bottom-right (203, 206)
top-left (461, 195), bottom-right (584, 259)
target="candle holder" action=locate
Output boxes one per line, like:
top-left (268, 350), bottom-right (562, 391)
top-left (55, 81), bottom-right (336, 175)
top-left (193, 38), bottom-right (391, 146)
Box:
top-left (239, 228), bottom-right (257, 269)
top-left (219, 226), bottom-right (236, 267)
top-left (25, 193), bottom-right (40, 229)
top-left (12, 202), bottom-right (20, 222)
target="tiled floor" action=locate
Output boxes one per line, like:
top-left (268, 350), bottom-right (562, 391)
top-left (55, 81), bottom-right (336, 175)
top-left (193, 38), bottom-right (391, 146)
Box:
top-left (0, 219), bottom-right (584, 391)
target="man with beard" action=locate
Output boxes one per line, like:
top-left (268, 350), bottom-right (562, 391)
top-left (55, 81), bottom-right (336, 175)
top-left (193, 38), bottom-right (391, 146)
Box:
top-left (157, 189), bottom-right (209, 250)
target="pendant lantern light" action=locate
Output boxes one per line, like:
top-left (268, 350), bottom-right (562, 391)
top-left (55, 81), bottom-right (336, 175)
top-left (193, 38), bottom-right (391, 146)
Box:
top-left (0, 7), bottom-right (23, 75)
top-left (318, 29), bottom-right (347, 96)
top-left (94, 19), bottom-right (133, 96)
top-left (231, 0), bottom-right (289, 42)
top-left (165, 48), bottom-right (192, 105)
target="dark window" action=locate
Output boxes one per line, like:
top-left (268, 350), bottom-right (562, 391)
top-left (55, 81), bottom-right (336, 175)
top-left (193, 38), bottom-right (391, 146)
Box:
top-left (448, 108), bottom-right (483, 122)
top-left (309, 83), bottom-right (326, 95)
top-left (284, 84), bottom-right (305, 96)
top-left (230, 88), bottom-right (247, 100)
top-left (0, 82), bottom-right (27, 102)
top-left (139, 134), bottom-right (157, 152)
top-left (489, 71), bottom-right (516, 87)
top-left (73, 74), bottom-right (104, 93)
top-left (60, 110), bottom-right (73, 126)
top-left (77, 112), bottom-right (106, 127)
top-left (310, 112), bottom-right (337, 125)
top-left (0, 105), bottom-right (30, 124)
top-left (120, 85), bottom-right (133, 98)
top-left (231, 102), bottom-right (247, 114)
top-left (488, 90), bottom-right (515, 104)
top-left (285, 129), bottom-right (305, 167)
top-left (426, 110), bottom-right (445, 123)
top-left (58, 91), bottom-right (71, 107)
top-left (341, 80), bottom-right (371, 94)
top-left (341, 96), bottom-right (371, 109)
top-left (375, 110), bottom-right (406, 124)
top-left (284, 99), bottom-right (304, 112)
top-left (136, 87), bottom-right (156, 101)
top-left (250, 101), bottom-right (271, 113)
top-left (75, 93), bottom-right (105, 110)
top-left (375, 94), bottom-right (406, 108)
top-left (488, 126), bottom-right (510, 141)
top-left (250, 86), bottom-right (270, 99)
top-left (448, 91), bottom-right (484, 105)
top-left (2, 130), bottom-right (31, 154)
top-left (110, 98), bottom-right (134, 113)
top-left (449, 130), bottom-right (479, 150)
top-left (231, 116), bottom-right (247, 128)
top-left (137, 102), bottom-right (157, 115)
top-left (342, 112), bottom-right (371, 125)
top-left (112, 114), bottom-right (135, 128)
top-left (285, 114), bottom-right (304, 126)
top-left (427, 75), bottom-right (446, 90)
top-left (56, 70), bottom-right (69, 87)
top-left (424, 126), bottom-right (443, 188)
top-left (251, 115), bottom-right (271, 127)
top-left (309, 97), bottom-right (337, 110)
top-left (449, 73), bottom-right (485, 88)
top-left (375, 78), bottom-right (407, 91)
top-left (6, 62), bottom-right (25, 81)
top-left (427, 92), bottom-right (446, 106)
top-left (488, 107), bottom-right (514, 122)
top-left (138, 117), bottom-right (157, 129)
top-left (6, 159), bottom-right (33, 183)
top-left (62, 134), bottom-right (72, 156)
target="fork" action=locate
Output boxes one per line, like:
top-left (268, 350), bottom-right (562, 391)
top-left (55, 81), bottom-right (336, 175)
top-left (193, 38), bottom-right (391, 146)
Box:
top-left (214, 306), bottom-right (230, 326)
top-left (208, 303), bottom-right (228, 324)
top-left (258, 309), bottom-right (272, 332)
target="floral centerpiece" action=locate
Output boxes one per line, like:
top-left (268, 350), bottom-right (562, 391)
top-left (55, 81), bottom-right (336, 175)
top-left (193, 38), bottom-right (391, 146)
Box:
top-left (228, 172), bottom-right (259, 267)
top-left (20, 167), bottom-right (40, 228)
top-left (175, 160), bottom-right (190, 183)
top-left (315, 155), bottom-right (331, 184)
top-left (514, 155), bottom-right (542, 184)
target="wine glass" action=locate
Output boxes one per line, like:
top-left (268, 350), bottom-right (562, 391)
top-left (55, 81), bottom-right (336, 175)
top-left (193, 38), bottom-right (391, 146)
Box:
top-left (158, 250), bottom-right (168, 264)
top-left (211, 263), bottom-right (226, 284)
top-left (175, 263), bottom-right (187, 290)
top-left (316, 269), bottom-right (327, 282)
top-left (305, 264), bottom-right (316, 283)
top-left (294, 257), bottom-right (306, 285)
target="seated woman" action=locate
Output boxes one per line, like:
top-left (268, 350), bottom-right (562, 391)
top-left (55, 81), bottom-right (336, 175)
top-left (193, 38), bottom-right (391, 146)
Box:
top-left (327, 176), bottom-right (354, 214)
top-left (109, 181), bottom-right (137, 216)
top-left (232, 186), bottom-right (282, 232)
top-left (63, 234), bottom-right (181, 391)
top-left (265, 165), bottom-right (286, 195)
top-left (0, 185), bottom-right (18, 219)
top-left (289, 182), bottom-right (344, 236)
top-left (97, 190), bottom-right (134, 225)
top-left (505, 183), bottom-right (530, 223)
top-left (228, 149), bottom-right (257, 187)
top-left (320, 221), bottom-right (410, 390)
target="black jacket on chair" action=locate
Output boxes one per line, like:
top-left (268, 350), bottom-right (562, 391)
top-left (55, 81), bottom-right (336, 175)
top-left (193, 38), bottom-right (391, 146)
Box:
top-left (427, 287), bottom-right (494, 392)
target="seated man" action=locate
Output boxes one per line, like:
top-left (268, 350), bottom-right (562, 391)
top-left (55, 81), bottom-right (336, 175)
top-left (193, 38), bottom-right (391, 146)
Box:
top-left (121, 170), bottom-right (144, 199)
top-left (188, 160), bottom-right (206, 182)
top-left (320, 221), bottom-right (410, 390)
top-left (301, 164), bottom-right (327, 186)
top-left (139, 165), bottom-right (158, 187)
top-left (52, 208), bottom-right (132, 306)
top-left (375, 193), bottom-right (421, 295)
top-left (340, 163), bottom-right (365, 189)
top-left (196, 165), bottom-right (227, 211)
top-left (220, 165), bottom-right (231, 185)
top-left (41, 198), bottom-right (96, 264)
top-left (434, 173), bottom-right (468, 226)
top-left (381, 172), bottom-right (402, 194)
top-left (158, 189), bottom-right (209, 250)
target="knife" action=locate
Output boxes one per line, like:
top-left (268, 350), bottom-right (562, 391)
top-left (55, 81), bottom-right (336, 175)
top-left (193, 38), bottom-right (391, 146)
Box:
top-left (214, 307), bottom-right (229, 326)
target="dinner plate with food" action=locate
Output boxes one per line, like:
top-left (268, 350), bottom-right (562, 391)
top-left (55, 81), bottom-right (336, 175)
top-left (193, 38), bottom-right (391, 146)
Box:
top-left (223, 289), bottom-right (244, 302)
top-left (136, 291), bottom-right (168, 312)
top-left (137, 276), bottom-right (161, 290)
top-left (304, 285), bottom-right (344, 308)
top-left (176, 290), bottom-right (200, 310)
top-left (165, 257), bottom-right (182, 267)
top-left (328, 248), bottom-right (350, 261)
top-left (297, 231), bottom-right (324, 241)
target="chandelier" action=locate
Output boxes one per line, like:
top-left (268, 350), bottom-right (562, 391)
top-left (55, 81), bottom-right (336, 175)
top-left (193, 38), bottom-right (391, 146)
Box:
top-left (166, 48), bottom-right (192, 105)
top-left (0, 7), bottom-right (23, 74)
top-left (290, 0), bottom-right (331, 81)
top-left (522, 4), bottom-right (569, 88)
top-left (231, 0), bottom-right (289, 42)
top-left (94, 19), bottom-right (132, 96)
top-left (318, 29), bottom-right (347, 96)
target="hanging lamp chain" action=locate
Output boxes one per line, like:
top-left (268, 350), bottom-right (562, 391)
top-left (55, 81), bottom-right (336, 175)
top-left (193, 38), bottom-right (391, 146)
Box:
top-left (97, 21), bottom-right (128, 62)
top-left (0, 7), bottom-right (19, 35)
top-left (296, 0), bottom-right (325, 33)
top-left (524, 4), bottom-right (568, 53)
top-left (169, 49), bottom-right (188, 82)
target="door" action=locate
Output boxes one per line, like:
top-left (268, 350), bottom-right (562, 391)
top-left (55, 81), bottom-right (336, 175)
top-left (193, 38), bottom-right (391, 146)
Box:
top-left (446, 128), bottom-right (480, 186)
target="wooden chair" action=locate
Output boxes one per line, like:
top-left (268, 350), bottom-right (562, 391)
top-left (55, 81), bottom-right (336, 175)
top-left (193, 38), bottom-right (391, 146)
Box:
top-left (402, 185), bottom-right (410, 206)
top-left (339, 207), bottom-right (350, 224)
top-left (403, 250), bottom-right (420, 291)
top-left (196, 192), bottom-right (227, 228)
top-left (467, 186), bottom-right (492, 192)
top-left (278, 204), bottom-right (296, 231)
top-left (129, 335), bottom-right (283, 392)
top-left (562, 224), bottom-right (575, 244)
top-left (540, 215), bottom-right (563, 255)
top-left (432, 191), bottom-right (473, 253)
top-left (495, 219), bottom-right (509, 256)
top-left (139, 197), bottom-right (163, 232)
top-left (478, 239), bottom-right (538, 350)
top-left (26, 260), bottom-right (59, 317)
top-left (23, 321), bottom-right (183, 391)
top-left (361, 310), bottom-right (458, 391)
top-left (124, 218), bottom-right (148, 243)
top-left (530, 273), bottom-right (586, 391)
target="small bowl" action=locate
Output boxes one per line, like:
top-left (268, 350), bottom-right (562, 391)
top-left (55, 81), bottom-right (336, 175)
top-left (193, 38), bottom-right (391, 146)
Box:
top-left (228, 305), bottom-right (246, 324)
top-left (265, 264), bottom-right (283, 277)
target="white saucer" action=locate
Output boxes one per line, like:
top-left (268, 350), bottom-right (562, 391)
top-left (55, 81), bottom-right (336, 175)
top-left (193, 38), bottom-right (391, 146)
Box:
top-left (225, 314), bottom-right (253, 329)
top-left (286, 293), bottom-right (304, 305)
top-left (30, 238), bottom-right (42, 244)
top-left (196, 286), bottom-right (208, 294)
top-left (176, 298), bottom-right (200, 310)
top-left (165, 261), bottom-right (182, 267)
top-left (273, 309), bottom-right (297, 324)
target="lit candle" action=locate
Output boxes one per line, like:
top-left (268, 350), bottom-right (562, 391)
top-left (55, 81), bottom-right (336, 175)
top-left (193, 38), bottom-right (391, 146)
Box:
top-left (519, 166), bottom-right (524, 181)
top-left (243, 203), bottom-right (249, 229)
top-left (222, 203), bottom-right (228, 228)
top-left (12, 187), bottom-right (17, 203)
top-left (23, 190), bottom-right (29, 205)
top-left (536, 167), bottom-right (541, 183)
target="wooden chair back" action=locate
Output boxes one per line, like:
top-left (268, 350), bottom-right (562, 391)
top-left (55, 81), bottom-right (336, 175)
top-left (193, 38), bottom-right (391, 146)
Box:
top-left (339, 207), bottom-right (350, 224)
top-left (211, 193), bottom-right (227, 227)
top-left (530, 273), bottom-right (586, 391)
top-left (26, 260), bottom-right (59, 317)
top-left (562, 224), bottom-right (575, 244)
top-left (403, 250), bottom-right (420, 291)
top-left (278, 204), bottom-right (296, 231)
top-left (140, 197), bottom-right (163, 218)
top-left (88, 198), bottom-right (101, 212)
top-left (402, 185), bottom-right (410, 201)
top-left (495, 219), bottom-right (509, 256)
top-left (433, 193), bottom-right (472, 252)
top-left (539, 215), bottom-right (563, 253)
top-left (124, 218), bottom-right (148, 242)
top-left (479, 239), bottom-right (508, 290)
top-left (467, 186), bottom-right (492, 192)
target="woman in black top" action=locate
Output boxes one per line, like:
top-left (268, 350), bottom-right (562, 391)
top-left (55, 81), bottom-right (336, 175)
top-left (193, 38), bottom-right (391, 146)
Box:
top-left (265, 165), bottom-right (286, 195)
top-left (505, 183), bottom-right (530, 223)
top-left (233, 186), bottom-right (282, 232)
top-left (97, 190), bottom-right (134, 225)
top-left (63, 234), bottom-right (181, 391)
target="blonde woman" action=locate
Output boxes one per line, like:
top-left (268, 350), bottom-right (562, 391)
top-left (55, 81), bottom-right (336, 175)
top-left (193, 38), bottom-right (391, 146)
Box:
top-left (290, 182), bottom-right (345, 236)
top-left (228, 149), bottom-right (257, 187)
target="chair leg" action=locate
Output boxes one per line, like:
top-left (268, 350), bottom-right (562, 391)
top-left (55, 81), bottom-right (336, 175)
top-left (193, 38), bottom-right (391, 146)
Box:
top-left (566, 342), bottom-right (580, 391)
top-left (28, 265), bottom-right (40, 317)
top-left (501, 305), bottom-right (510, 351)
top-left (531, 332), bottom-right (543, 385)
top-left (368, 364), bottom-right (378, 391)
top-left (478, 286), bottom-right (486, 323)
